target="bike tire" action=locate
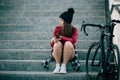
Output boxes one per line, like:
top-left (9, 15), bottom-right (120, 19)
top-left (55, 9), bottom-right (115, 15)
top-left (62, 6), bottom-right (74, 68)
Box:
top-left (86, 42), bottom-right (101, 80)
top-left (107, 45), bottom-right (119, 80)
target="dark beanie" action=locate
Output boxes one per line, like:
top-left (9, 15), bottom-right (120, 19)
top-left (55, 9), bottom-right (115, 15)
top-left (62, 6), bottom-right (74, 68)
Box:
top-left (59, 8), bottom-right (74, 24)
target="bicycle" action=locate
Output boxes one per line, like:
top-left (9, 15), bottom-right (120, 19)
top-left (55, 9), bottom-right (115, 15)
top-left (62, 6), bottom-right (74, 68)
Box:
top-left (81, 20), bottom-right (120, 80)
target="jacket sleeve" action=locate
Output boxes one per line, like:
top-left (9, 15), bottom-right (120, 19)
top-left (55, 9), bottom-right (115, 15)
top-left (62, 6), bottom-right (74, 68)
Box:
top-left (61, 28), bottom-right (78, 44)
top-left (50, 26), bottom-right (61, 47)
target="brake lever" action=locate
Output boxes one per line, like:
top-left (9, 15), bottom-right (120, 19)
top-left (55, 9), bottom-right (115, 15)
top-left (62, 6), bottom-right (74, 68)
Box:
top-left (81, 21), bottom-right (88, 36)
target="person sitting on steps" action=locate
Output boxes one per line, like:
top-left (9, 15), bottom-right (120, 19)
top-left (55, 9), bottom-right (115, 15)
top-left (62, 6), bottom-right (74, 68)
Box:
top-left (50, 8), bottom-right (78, 74)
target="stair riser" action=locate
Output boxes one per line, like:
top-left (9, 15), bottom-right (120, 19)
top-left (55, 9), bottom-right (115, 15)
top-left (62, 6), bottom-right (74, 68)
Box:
top-left (0, 40), bottom-right (97, 49)
top-left (0, 50), bottom-right (89, 60)
top-left (0, 50), bottom-right (101, 60)
top-left (0, 72), bottom-right (95, 80)
top-left (0, 10), bottom-right (105, 17)
top-left (0, 32), bottom-right (100, 40)
top-left (0, 23), bottom-right (100, 31)
top-left (0, 61), bottom-right (99, 72)
top-left (0, 18), bottom-right (105, 25)
top-left (0, 0), bottom-right (104, 10)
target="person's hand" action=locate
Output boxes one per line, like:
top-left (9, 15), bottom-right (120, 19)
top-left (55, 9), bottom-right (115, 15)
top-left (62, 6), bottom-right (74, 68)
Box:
top-left (54, 37), bottom-right (61, 43)
top-left (51, 36), bottom-right (61, 43)
top-left (55, 34), bottom-right (60, 38)
top-left (51, 37), bottom-right (56, 43)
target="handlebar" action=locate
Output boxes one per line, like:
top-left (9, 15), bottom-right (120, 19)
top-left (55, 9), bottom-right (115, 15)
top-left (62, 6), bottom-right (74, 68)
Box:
top-left (81, 20), bottom-right (120, 36)
top-left (81, 21), bottom-right (103, 36)
top-left (105, 19), bottom-right (120, 28)
top-left (111, 19), bottom-right (120, 23)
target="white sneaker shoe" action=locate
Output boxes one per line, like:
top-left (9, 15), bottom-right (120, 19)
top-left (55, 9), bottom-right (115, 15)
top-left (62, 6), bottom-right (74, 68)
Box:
top-left (53, 64), bottom-right (60, 74)
top-left (60, 64), bottom-right (67, 74)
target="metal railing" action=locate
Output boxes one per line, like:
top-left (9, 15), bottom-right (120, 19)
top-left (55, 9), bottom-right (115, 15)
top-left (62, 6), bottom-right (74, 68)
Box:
top-left (110, 2), bottom-right (120, 14)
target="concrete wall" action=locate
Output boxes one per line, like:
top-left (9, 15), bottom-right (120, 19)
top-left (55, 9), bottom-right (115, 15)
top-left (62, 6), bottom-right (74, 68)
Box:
top-left (109, 0), bottom-right (120, 50)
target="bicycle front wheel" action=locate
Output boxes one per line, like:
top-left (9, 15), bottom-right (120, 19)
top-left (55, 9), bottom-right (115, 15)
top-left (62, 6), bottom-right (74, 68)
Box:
top-left (86, 42), bottom-right (101, 80)
top-left (106, 45), bottom-right (120, 80)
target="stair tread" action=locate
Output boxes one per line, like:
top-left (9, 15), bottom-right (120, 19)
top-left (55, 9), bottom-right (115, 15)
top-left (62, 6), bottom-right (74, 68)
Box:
top-left (0, 60), bottom-right (86, 62)
top-left (0, 71), bottom-right (84, 75)
top-left (0, 71), bottom-right (97, 76)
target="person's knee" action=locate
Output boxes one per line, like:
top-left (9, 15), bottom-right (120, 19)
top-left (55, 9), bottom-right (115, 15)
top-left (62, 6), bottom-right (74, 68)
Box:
top-left (53, 41), bottom-right (62, 49)
top-left (64, 41), bottom-right (73, 49)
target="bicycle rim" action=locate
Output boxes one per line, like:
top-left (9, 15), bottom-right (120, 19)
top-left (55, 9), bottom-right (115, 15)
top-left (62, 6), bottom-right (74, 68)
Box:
top-left (106, 45), bottom-right (120, 80)
top-left (86, 42), bottom-right (101, 80)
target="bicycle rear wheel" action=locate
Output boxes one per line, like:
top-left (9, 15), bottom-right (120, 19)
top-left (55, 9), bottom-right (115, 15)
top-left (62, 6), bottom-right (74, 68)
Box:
top-left (86, 42), bottom-right (101, 80)
top-left (106, 45), bottom-right (120, 80)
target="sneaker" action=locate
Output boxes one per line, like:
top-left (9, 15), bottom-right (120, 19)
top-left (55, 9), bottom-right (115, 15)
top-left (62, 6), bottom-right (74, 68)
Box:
top-left (53, 64), bottom-right (60, 74)
top-left (59, 63), bottom-right (67, 74)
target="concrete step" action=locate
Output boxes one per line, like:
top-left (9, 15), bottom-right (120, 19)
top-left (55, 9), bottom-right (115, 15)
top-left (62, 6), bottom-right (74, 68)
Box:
top-left (0, 32), bottom-right (100, 40)
top-left (0, 49), bottom-right (101, 65)
top-left (0, 49), bottom-right (88, 60)
top-left (0, 0), bottom-right (106, 79)
top-left (0, 0), bottom-right (106, 26)
top-left (0, 60), bottom-right (82, 71)
top-left (0, 10), bottom-right (105, 18)
top-left (0, 17), bottom-right (105, 26)
top-left (0, 49), bottom-right (51, 60)
top-left (0, 3), bottom-right (104, 11)
top-left (0, 0), bottom-right (104, 10)
top-left (0, 0), bottom-right (106, 27)
top-left (0, 40), bottom-right (98, 49)
top-left (0, 71), bottom-right (96, 80)
top-left (0, 60), bottom-right (100, 72)
top-left (0, 49), bottom-right (100, 72)
top-left (0, 24), bottom-right (102, 33)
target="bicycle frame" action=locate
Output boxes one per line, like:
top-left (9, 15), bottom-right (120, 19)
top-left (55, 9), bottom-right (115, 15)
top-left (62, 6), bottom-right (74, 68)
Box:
top-left (99, 21), bottom-right (116, 74)
top-left (99, 25), bottom-right (106, 73)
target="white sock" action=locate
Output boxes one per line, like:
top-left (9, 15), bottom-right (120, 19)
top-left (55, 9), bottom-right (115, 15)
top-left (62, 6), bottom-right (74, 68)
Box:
top-left (56, 63), bottom-right (60, 66)
top-left (61, 63), bottom-right (66, 67)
